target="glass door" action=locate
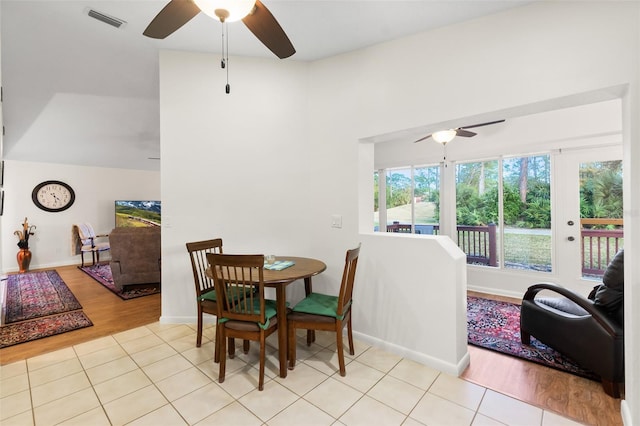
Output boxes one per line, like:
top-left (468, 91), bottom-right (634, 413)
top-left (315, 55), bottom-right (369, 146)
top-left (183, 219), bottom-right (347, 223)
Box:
top-left (556, 147), bottom-right (623, 284)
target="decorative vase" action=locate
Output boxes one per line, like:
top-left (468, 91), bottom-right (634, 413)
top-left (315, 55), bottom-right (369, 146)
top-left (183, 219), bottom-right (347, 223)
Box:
top-left (17, 248), bottom-right (32, 273)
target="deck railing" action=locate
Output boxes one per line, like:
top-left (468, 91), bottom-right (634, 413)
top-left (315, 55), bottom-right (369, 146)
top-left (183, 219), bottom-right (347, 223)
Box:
top-left (580, 219), bottom-right (624, 276)
top-left (387, 221), bottom-right (497, 266)
top-left (386, 219), bottom-right (623, 276)
top-left (455, 224), bottom-right (498, 267)
top-left (386, 222), bottom-right (412, 233)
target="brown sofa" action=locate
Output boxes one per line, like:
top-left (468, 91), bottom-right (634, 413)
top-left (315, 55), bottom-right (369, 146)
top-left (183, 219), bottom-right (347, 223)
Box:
top-left (109, 226), bottom-right (161, 291)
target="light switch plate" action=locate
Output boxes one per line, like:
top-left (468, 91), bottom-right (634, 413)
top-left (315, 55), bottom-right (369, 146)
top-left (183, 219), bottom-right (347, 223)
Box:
top-left (331, 214), bottom-right (342, 228)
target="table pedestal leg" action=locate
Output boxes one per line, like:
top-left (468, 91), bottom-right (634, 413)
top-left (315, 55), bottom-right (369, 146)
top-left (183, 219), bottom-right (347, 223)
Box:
top-left (277, 285), bottom-right (288, 378)
top-left (304, 277), bottom-right (316, 345)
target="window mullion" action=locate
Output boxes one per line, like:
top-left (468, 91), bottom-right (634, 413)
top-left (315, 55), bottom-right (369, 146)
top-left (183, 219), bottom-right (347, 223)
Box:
top-left (498, 158), bottom-right (505, 270)
top-left (411, 166), bottom-right (416, 232)
top-left (379, 169), bottom-right (387, 232)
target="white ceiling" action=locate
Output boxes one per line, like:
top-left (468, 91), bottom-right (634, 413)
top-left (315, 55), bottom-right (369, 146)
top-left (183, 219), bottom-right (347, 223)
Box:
top-left (1, 0), bottom-right (532, 171)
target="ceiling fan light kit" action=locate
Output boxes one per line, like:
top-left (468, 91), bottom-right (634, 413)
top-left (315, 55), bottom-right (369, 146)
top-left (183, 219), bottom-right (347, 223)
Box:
top-left (143, 0), bottom-right (294, 57)
top-left (193, 0), bottom-right (256, 22)
top-left (144, 0), bottom-right (296, 93)
top-left (432, 129), bottom-right (457, 145)
top-left (413, 119), bottom-right (506, 144)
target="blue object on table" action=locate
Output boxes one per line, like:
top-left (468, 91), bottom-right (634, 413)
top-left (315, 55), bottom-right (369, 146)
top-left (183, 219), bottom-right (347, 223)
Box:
top-left (264, 260), bottom-right (295, 271)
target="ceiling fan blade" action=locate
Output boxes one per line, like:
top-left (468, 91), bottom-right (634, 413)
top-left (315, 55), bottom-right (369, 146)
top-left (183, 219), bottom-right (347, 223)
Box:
top-left (460, 119), bottom-right (506, 130)
top-left (413, 134), bottom-right (433, 143)
top-left (455, 129), bottom-right (477, 137)
top-left (242, 0), bottom-right (295, 59)
top-left (143, 0), bottom-right (200, 39)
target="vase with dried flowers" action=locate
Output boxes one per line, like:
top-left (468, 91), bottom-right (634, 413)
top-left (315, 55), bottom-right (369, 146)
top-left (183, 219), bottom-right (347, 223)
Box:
top-left (14, 217), bottom-right (36, 273)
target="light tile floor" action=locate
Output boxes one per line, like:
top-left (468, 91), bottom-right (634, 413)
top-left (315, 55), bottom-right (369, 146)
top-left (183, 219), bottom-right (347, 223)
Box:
top-left (0, 322), bottom-right (585, 426)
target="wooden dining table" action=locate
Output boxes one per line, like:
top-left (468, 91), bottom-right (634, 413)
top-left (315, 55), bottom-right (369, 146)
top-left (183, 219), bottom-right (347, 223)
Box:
top-left (263, 256), bottom-right (326, 377)
top-left (207, 255), bottom-right (327, 378)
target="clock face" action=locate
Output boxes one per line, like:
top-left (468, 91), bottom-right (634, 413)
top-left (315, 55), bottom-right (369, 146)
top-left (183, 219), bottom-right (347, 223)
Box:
top-left (32, 180), bottom-right (75, 212)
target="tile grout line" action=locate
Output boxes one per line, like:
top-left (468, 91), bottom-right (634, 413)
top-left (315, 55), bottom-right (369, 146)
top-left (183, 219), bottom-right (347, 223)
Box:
top-left (2, 322), bottom-right (585, 426)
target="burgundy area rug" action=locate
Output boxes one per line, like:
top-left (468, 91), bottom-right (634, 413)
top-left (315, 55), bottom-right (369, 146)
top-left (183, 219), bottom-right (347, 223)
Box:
top-left (1, 271), bottom-right (93, 348)
top-left (4, 270), bottom-right (83, 324)
top-left (79, 263), bottom-right (160, 300)
top-left (467, 296), bottom-right (599, 381)
top-left (1, 311), bottom-right (93, 348)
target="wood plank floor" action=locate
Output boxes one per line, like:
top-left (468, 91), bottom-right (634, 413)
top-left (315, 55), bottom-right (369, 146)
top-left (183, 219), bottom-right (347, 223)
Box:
top-left (0, 264), bottom-right (161, 365)
top-left (464, 291), bottom-right (622, 426)
top-left (0, 273), bottom-right (621, 425)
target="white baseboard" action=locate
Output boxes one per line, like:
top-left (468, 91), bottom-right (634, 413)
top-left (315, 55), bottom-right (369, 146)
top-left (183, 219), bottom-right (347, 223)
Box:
top-left (159, 315), bottom-right (215, 325)
top-left (620, 399), bottom-right (632, 425)
top-left (467, 284), bottom-right (523, 300)
top-left (352, 330), bottom-right (469, 377)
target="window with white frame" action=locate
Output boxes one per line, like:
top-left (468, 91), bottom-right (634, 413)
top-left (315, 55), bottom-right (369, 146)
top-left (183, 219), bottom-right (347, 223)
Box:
top-left (375, 153), bottom-right (552, 272)
top-left (455, 154), bottom-right (551, 271)
top-left (374, 165), bottom-right (440, 234)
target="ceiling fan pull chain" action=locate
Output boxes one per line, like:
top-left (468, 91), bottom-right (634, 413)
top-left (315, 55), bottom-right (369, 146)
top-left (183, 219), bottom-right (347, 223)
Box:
top-left (225, 22), bottom-right (230, 94)
top-left (221, 21), bottom-right (226, 69)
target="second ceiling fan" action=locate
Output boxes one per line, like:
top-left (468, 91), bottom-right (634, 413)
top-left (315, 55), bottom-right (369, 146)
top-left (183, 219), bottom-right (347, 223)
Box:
top-left (143, 0), bottom-right (295, 59)
top-left (414, 120), bottom-right (505, 145)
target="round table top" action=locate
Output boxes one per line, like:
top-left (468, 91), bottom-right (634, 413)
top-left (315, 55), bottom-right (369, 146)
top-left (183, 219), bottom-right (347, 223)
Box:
top-left (204, 256), bottom-right (326, 285)
top-left (262, 256), bottom-right (327, 284)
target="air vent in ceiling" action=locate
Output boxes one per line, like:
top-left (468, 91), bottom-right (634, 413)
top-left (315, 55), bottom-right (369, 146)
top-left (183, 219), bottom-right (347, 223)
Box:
top-left (87, 9), bottom-right (126, 29)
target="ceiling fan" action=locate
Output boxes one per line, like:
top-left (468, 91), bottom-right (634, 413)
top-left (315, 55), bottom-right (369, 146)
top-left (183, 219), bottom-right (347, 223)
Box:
top-left (143, 0), bottom-right (295, 59)
top-left (414, 119), bottom-right (505, 145)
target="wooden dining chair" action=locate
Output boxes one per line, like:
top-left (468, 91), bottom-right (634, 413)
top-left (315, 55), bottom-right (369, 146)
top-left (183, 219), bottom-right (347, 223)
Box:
top-left (207, 253), bottom-right (279, 391)
top-left (186, 239), bottom-right (250, 362)
top-left (287, 244), bottom-right (361, 376)
top-left (186, 239), bottom-right (223, 354)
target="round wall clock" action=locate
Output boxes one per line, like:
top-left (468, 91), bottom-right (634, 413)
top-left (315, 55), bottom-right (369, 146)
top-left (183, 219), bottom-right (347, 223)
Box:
top-left (32, 180), bottom-right (76, 212)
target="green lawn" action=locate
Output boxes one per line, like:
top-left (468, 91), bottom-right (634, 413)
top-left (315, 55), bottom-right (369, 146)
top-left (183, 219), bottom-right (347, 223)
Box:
top-left (502, 233), bottom-right (551, 269)
top-left (374, 202), bottom-right (436, 226)
top-left (492, 232), bottom-right (620, 273)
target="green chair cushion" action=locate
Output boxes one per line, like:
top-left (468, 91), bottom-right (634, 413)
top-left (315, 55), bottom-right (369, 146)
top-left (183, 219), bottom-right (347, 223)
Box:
top-left (292, 292), bottom-right (350, 320)
top-left (198, 289), bottom-right (217, 302)
top-left (198, 285), bottom-right (253, 303)
top-left (220, 298), bottom-right (279, 330)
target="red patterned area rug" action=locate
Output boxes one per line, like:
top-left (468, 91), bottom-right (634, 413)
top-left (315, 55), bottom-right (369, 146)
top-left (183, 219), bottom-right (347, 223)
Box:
top-left (4, 270), bottom-right (82, 324)
top-left (1, 311), bottom-right (93, 348)
top-left (1, 271), bottom-right (93, 348)
top-left (79, 263), bottom-right (160, 300)
top-left (467, 296), bottom-right (599, 381)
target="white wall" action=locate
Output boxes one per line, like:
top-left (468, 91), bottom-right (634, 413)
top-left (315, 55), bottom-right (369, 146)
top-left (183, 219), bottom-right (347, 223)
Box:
top-left (355, 234), bottom-right (468, 375)
top-left (0, 160), bottom-right (159, 272)
top-left (159, 50), bottom-right (469, 372)
top-left (158, 51), bottom-right (319, 323)
top-left (0, 1), bottom-right (5, 276)
top-left (160, 2), bottom-right (639, 423)
top-left (622, 8), bottom-right (640, 420)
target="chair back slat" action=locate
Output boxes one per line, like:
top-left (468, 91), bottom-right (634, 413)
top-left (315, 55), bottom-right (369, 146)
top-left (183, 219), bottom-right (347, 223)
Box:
top-left (207, 253), bottom-right (266, 324)
top-left (336, 244), bottom-right (361, 317)
top-left (78, 223), bottom-right (96, 241)
top-left (186, 239), bottom-right (223, 297)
